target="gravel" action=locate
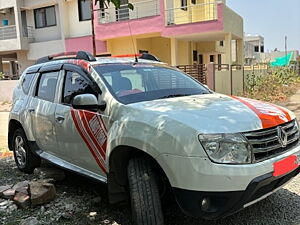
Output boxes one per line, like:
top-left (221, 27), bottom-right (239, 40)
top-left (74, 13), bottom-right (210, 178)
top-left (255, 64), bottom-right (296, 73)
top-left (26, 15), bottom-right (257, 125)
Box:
top-left (1, 156), bottom-right (300, 225)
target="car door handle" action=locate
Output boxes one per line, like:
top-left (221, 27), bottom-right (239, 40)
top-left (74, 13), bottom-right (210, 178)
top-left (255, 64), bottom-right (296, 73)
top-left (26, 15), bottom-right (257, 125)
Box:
top-left (28, 108), bottom-right (35, 113)
top-left (55, 116), bottom-right (65, 123)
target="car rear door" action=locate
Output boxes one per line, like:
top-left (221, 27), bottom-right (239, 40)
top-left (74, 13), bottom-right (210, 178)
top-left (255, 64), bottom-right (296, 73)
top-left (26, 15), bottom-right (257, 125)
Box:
top-left (28, 66), bottom-right (61, 155)
top-left (54, 64), bottom-right (107, 179)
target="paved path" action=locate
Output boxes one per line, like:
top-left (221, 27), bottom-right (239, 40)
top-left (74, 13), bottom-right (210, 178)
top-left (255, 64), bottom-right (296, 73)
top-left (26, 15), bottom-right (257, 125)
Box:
top-left (284, 88), bottom-right (300, 119)
top-left (0, 112), bottom-right (10, 158)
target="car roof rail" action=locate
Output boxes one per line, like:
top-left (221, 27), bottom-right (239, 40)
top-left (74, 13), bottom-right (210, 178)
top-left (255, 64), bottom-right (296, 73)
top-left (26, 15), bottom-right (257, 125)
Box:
top-left (110, 53), bottom-right (161, 62)
top-left (139, 53), bottom-right (161, 62)
top-left (35, 51), bottom-right (96, 64)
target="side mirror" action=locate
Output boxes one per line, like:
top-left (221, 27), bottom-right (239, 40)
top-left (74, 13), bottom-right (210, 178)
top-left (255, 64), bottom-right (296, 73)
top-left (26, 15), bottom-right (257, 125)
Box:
top-left (72, 94), bottom-right (106, 111)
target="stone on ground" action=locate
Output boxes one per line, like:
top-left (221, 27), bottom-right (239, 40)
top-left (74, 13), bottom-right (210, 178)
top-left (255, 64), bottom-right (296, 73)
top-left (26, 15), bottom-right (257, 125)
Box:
top-left (20, 217), bottom-right (39, 225)
top-left (0, 185), bottom-right (12, 195)
top-left (13, 181), bottom-right (29, 191)
top-left (34, 167), bottom-right (66, 181)
top-left (0, 200), bottom-right (15, 212)
top-left (29, 181), bottom-right (56, 206)
top-left (13, 192), bottom-right (30, 209)
top-left (1, 188), bottom-right (15, 199)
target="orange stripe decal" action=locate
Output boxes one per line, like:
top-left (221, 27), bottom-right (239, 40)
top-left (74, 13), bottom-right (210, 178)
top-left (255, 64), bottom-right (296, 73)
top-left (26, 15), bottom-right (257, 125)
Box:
top-left (231, 96), bottom-right (292, 129)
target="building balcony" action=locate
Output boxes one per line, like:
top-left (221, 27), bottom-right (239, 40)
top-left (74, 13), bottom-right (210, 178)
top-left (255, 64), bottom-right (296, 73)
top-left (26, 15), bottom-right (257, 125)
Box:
top-left (22, 26), bottom-right (34, 43)
top-left (0, 25), bottom-right (17, 40)
top-left (0, 25), bottom-right (35, 52)
top-left (98, 0), bottom-right (160, 24)
top-left (165, 2), bottom-right (218, 26)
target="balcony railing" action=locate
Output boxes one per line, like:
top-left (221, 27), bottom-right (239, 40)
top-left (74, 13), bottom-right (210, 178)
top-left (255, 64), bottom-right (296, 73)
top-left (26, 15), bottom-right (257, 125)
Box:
top-left (0, 25), bottom-right (17, 40)
top-left (23, 26), bottom-right (34, 42)
top-left (98, 0), bottom-right (160, 24)
top-left (165, 2), bottom-right (218, 26)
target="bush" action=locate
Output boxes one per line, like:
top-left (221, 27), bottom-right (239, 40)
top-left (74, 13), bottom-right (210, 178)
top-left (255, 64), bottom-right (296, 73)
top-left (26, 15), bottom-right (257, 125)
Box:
top-left (243, 67), bottom-right (300, 103)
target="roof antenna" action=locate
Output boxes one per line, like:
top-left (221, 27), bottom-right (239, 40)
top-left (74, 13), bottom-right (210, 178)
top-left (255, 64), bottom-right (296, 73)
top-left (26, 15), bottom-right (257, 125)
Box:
top-left (127, 21), bottom-right (138, 63)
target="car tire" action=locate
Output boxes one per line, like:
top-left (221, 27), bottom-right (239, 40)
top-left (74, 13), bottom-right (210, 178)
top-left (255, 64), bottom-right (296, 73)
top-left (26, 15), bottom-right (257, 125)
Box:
top-left (127, 157), bottom-right (164, 225)
top-left (12, 128), bottom-right (41, 173)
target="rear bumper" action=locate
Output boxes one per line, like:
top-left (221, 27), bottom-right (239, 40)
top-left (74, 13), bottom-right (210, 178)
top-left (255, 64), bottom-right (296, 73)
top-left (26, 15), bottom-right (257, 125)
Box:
top-left (173, 166), bottom-right (300, 220)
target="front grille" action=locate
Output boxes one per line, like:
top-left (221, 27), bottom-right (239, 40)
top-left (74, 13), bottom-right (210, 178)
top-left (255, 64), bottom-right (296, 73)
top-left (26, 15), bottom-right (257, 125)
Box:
top-left (243, 120), bottom-right (300, 162)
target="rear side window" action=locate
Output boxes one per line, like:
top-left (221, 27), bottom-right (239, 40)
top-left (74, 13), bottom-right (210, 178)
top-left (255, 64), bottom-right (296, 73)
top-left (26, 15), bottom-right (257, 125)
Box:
top-left (36, 71), bottom-right (59, 102)
top-left (22, 73), bottom-right (35, 94)
top-left (62, 71), bottom-right (98, 104)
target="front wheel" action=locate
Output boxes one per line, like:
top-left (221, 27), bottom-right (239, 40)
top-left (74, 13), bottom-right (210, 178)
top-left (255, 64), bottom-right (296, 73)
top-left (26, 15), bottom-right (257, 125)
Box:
top-left (12, 128), bottom-right (41, 173)
top-left (127, 157), bottom-right (164, 225)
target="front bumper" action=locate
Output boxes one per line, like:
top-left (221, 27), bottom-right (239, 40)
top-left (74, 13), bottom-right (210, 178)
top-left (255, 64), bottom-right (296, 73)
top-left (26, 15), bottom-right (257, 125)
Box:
top-left (173, 166), bottom-right (300, 220)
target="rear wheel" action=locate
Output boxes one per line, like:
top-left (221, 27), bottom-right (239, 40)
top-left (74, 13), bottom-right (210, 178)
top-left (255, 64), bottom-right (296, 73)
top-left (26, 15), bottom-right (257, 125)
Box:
top-left (127, 157), bottom-right (164, 225)
top-left (12, 128), bottom-right (40, 173)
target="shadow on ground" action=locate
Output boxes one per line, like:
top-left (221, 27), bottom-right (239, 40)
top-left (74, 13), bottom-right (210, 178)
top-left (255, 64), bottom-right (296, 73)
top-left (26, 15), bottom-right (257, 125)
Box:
top-left (1, 157), bottom-right (300, 225)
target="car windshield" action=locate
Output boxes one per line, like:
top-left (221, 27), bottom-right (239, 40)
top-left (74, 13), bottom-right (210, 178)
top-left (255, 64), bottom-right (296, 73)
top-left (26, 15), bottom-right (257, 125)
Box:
top-left (94, 64), bottom-right (210, 104)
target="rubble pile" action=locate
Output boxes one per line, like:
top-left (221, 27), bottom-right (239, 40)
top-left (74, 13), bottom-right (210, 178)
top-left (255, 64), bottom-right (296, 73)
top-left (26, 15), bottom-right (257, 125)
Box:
top-left (0, 167), bottom-right (65, 212)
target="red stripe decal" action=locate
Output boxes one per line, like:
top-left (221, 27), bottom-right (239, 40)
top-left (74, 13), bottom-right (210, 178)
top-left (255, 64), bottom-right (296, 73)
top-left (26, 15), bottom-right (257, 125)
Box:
top-left (231, 96), bottom-right (292, 129)
top-left (71, 109), bottom-right (107, 172)
top-left (273, 155), bottom-right (299, 177)
top-left (80, 111), bottom-right (106, 159)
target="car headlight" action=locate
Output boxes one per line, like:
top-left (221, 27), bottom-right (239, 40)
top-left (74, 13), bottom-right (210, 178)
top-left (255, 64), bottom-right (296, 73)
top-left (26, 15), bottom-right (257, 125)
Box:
top-left (198, 133), bottom-right (252, 164)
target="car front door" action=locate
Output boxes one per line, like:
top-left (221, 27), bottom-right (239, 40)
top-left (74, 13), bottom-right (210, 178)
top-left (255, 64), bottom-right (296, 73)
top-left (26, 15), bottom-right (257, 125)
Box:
top-left (54, 64), bottom-right (107, 179)
top-left (29, 70), bottom-right (60, 155)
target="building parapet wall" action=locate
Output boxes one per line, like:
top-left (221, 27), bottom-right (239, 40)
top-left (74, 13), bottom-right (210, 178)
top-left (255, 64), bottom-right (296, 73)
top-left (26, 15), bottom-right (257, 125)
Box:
top-left (223, 5), bottom-right (243, 38)
top-left (0, 0), bottom-right (17, 9)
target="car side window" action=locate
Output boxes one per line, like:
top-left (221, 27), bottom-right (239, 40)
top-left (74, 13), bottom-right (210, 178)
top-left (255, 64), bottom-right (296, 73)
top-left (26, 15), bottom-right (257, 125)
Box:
top-left (36, 71), bottom-right (59, 102)
top-left (62, 71), bottom-right (98, 105)
top-left (22, 73), bottom-right (36, 94)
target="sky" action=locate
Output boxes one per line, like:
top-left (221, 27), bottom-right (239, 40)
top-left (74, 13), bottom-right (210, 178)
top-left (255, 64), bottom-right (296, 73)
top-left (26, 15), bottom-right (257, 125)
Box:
top-left (227, 0), bottom-right (300, 52)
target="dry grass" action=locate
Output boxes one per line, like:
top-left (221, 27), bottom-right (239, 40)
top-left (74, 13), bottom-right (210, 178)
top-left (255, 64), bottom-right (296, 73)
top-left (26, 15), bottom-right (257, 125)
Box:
top-left (242, 67), bottom-right (300, 103)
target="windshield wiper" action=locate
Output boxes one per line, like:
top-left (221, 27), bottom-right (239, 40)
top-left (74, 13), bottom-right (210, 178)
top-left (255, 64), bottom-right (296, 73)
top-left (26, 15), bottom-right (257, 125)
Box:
top-left (158, 94), bottom-right (191, 99)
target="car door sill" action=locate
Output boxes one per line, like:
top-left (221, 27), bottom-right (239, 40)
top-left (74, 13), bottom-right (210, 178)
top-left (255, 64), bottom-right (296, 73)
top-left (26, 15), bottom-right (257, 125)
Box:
top-left (36, 150), bottom-right (107, 183)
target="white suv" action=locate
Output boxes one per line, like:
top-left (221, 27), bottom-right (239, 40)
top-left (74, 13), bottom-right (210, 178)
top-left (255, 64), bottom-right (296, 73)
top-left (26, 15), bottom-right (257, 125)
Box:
top-left (8, 51), bottom-right (300, 225)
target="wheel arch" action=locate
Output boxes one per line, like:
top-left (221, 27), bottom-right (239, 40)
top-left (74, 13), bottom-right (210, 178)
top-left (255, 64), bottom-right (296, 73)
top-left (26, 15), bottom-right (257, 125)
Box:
top-left (8, 119), bottom-right (24, 151)
top-left (107, 145), bottom-right (171, 204)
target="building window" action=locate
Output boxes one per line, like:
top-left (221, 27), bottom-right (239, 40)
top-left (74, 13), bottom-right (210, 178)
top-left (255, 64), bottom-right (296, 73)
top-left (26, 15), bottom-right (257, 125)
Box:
top-left (193, 50), bottom-right (198, 61)
top-left (191, 0), bottom-right (196, 4)
top-left (218, 54), bottom-right (222, 64)
top-left (78, 0), bottom-right (92, 21)
top-left (34, 6), bottom-right (56, 29)
top-left (254, 46), bottom-right (259, 52)
top-left (261, 46), bottom-right (264, 53)
top-left (210, 55), bottom-right (215, 63)
top-left (219, 41), bottom-right (224, 47)
top-left (181, 0), bottom-right (188, 11)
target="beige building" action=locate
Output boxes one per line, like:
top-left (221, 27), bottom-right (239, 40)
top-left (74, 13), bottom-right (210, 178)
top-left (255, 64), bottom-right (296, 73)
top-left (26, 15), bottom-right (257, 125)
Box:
top-left (0, 0), bottom-right (94, 78)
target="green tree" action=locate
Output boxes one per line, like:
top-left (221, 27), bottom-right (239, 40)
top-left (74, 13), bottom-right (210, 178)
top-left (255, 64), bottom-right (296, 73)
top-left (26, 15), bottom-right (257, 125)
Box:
top-left (95, 0), bottom-right (133, 10)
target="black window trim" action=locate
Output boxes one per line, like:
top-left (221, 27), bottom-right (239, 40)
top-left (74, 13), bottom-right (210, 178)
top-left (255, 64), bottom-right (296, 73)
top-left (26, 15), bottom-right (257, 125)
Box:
top-left (61, 64), bottom-right (101, 106)
top-left (78, 0), bottom-right (92, 22)
top-left (34, 5), bottom-right (57, 29)
top-left (181, 0), bottom-right (188, 11)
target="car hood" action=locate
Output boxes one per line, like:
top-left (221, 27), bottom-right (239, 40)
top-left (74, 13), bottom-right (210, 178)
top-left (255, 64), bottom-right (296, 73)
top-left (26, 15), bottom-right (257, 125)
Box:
top-left (128, 94), bottom-right (295, 134)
